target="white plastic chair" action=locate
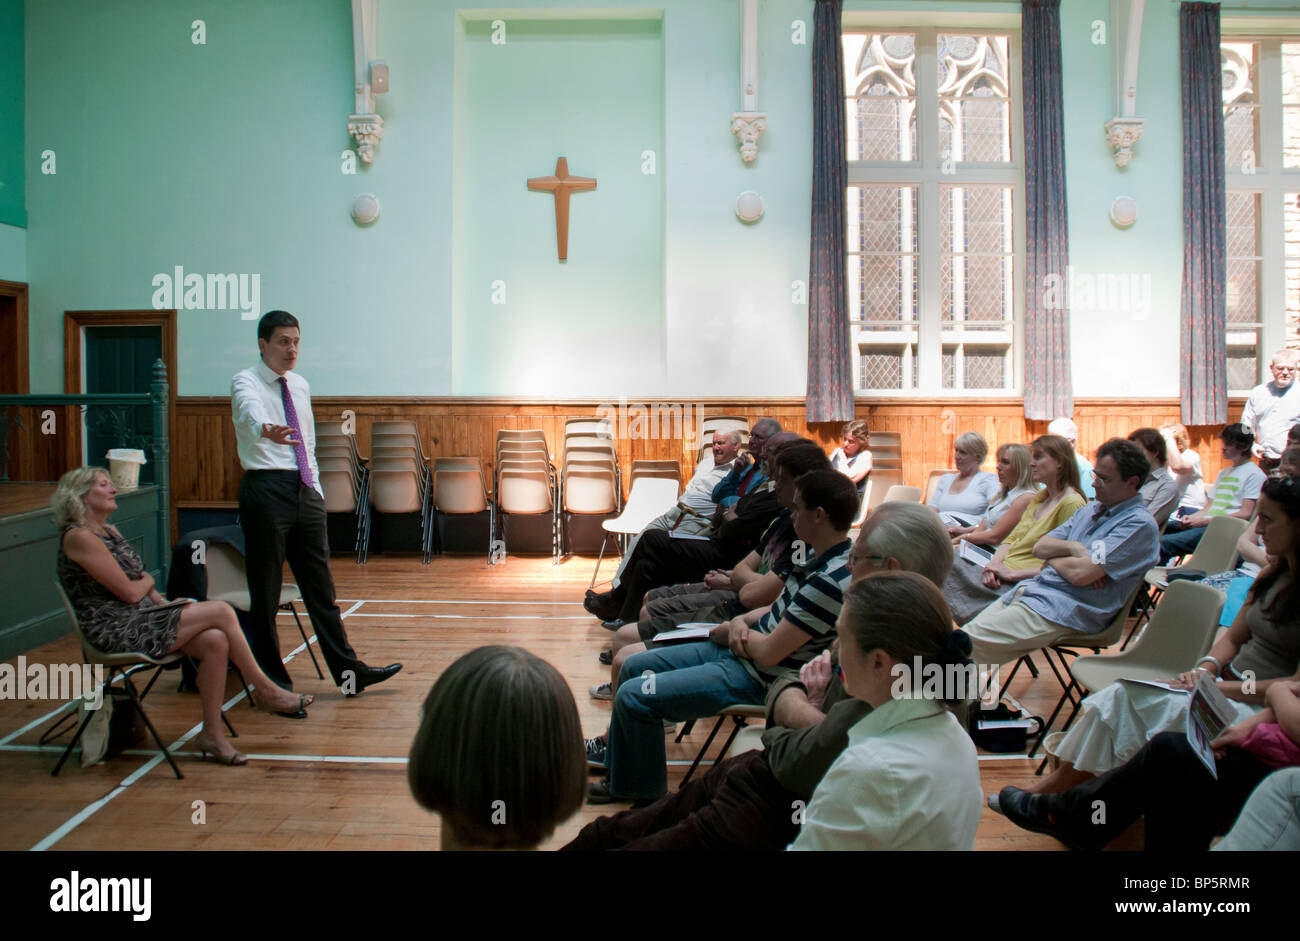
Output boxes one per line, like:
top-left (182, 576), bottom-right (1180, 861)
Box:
top-left (590, 477), bottom-right (680, 586)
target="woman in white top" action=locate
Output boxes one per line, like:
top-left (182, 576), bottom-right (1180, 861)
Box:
top-left (791, 571), bottom-right (982, 851)
top-left (828, 419), bottom-right (872, 494)
top-left (929, 431), bottom-right (1002, 533)
top-left (1161, 422), bottom-right (1205, 513)
top-left (950, 443), bottom-right (1035, 548)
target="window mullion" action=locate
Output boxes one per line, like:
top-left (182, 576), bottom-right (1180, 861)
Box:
top-left (1258, 39), bottom-right (1286, 363)
top-left (917, 27), bottom-right (943, 392)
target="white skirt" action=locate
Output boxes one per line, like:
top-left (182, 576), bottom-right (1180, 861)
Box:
top-left (1053, 681), bottom-right (1259, 775)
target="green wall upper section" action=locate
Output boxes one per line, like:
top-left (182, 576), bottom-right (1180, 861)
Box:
top-left (0, 0), bottom-right (23, 228)
top-left (0, 222), bottom-right (23, 281)
top-left (21, 1), bottom-right (1300, 398)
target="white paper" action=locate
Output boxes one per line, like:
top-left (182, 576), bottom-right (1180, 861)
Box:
top-left (1185, 671), bottom-right (1236, 778)
top-left (957, 539), bottom-right (994, 567)
top-left (651, 623), bottom-right (715, 643)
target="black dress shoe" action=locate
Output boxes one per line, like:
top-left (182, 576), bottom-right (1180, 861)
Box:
top-left (598, 647), bottom-right (613, 665)
top-left (997, 787), bottom-right (1092, 851)
top-left (343, 662), bottom-right (403, 697)
top-left (584, 591), bottom-right (621, 621)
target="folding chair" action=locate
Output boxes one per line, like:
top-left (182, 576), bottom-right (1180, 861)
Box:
top-left (589, 477), bottom-right (680, 586)
top-left (50, 585), bottom-right (194, 779)
top-left (678, 704), bottom-right (765, 786)
top-left (1126, 515), bottom-right (1249, 649)
top-left (883, 484), bottom-right (922, 503)
top-left (204, 543), bottom-right (325, 678)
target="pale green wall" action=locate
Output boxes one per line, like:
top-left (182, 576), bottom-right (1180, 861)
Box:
top-left (0, 222), bottom-right (23, 281)
top-left (0, 0), bottom-right (22, 229)
top-left (21, 0), bottom-right (1300, 398)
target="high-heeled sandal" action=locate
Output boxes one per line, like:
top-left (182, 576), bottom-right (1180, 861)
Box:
top-left (251, 688), bottom-right (314, 718)
top-left (194, 732), bottom-right (247, 766)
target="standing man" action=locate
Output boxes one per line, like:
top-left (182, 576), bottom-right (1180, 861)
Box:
top-left (1242, 349), bottom-right (1300, 473)
top-left (231, 311), bottom-right (401, 701)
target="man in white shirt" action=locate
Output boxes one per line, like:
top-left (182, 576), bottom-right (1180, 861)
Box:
top-left (596, 430), bottom-right (742, 592)
top-left (231, 311), bottom-right (400, 700)
top-left (1241, 348), bottom-right (1300, 472)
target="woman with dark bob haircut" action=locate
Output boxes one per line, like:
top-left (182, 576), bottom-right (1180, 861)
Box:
top-left (409, 646), bottom-right (586, 850)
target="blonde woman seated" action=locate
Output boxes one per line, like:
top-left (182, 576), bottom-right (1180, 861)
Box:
top-left (948, 443), bottom-right (1035, 548)
top-left (409, 646), bottom-right (585, 850)
top-left (829, 419), bottom-right (873, 495)
top-left (790, 571), bottom-right (982, 850)
top-left (928, 431), bottom-right (1001, 531)
top-left (1017, 474), bottom-right (1300, 798)
top-left (55, 467), bottom-right (312, 765)
top-left (942, 435), bottom-right (1085, 625)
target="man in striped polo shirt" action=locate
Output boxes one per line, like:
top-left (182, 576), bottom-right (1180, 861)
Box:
top-left (587, 469), bottom-right (859, 804)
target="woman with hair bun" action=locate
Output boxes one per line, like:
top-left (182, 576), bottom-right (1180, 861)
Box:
top-left (791, 571), bottom-right (982, 850)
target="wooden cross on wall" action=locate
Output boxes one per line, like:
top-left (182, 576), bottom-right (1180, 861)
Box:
top-left (527, 157), bottom-right (597, 261)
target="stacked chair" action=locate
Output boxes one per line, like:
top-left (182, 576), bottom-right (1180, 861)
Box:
top-left (494, 428), bottom-right (560, 562)
top-left (560, 419), bottom-right (619, 560)
top-left (432, 455), bottom-right (492, 560)
top-left (856, 430), bottom-right (903, 525)
top-left (367, 420), bottom-right (433, 564)
top-left (316, 420), bottom-right (371, 563)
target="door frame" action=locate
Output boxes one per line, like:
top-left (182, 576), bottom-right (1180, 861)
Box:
top-left (64, 310), bottom-right (179, 537)
top-left (0, 280), bottom-right (29, 393)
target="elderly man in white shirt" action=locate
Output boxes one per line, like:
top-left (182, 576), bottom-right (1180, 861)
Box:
top-left (600, 430), bottom-right (742, 589)
top-left (231, 311), bottom-right (400, 700)
top-left (1242, 348), bottom-right (1300, 472)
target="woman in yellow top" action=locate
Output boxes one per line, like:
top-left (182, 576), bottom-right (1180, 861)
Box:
top-left (943, 434), bottom-right (1085, 625)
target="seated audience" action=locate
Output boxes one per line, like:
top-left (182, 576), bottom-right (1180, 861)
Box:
top-left (943, 435), bottom-right (1085, 625)
top-left (964, 438), bottom-right (1159, 669)
top-left (790, 572), bottom-right (982, 850)
top-left (1160, 423), bottom-right (1265, 563)
top-left (561, 501), bottom-right (955, 850)
top-left (1161, 421), bottom-right (1206, 513)
top-left (54, 466), bottom-right (312, 766)
top-left (1214, 766), bottom-right (1300, 850)
top-left (1128, 426), bottom-right (1181, 527)
top-left (601, 430), bottom-right (742, 588)
top-left (592, 449), bottom-right (815, 699)
top-left (948, 442), bottom-right (1035, 546)
top-left (1203, 446), bottom-right (1300, 626)
top-left (1048, 417), bottom-right (1095, 500)
top-left (1014, 474), bottom-right (1300, 795)
top-left (710, 418), bottom-right (782, 508)
top-left (409, 646), bottom-right (585, 850)
top-left (829, 419), bottom-right (873, 494)
top-left (996, 680), bottom-right (1300, 851)
top-left (584, 437), bottom-right (823, 627)
top-left (929, 431), bottom-right (1001, 529)
top-left (586, 470), bottom-right (858, 803)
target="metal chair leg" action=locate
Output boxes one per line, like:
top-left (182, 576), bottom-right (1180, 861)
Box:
top-left (121, 671), bottom-right (183, 780)
top-left (285, 601), bottom-right (323, 679)
top-left (680, 715), bottom-right (728, 787)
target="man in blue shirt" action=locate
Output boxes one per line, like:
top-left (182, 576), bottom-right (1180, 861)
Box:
top-left (964, 438), bottom-right (1159, 669)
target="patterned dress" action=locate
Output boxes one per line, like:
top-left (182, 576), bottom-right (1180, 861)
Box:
top-left (58, 526), bottom-right (182, 658)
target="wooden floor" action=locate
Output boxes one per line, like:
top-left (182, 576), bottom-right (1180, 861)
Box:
top-left (0, 553), bottom-right (1066, 851)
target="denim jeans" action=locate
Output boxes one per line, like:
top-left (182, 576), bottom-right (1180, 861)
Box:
top-left (607, 641), bottom-right (767, 800)
top-left (1158, 523), bottom-right (1205, 564)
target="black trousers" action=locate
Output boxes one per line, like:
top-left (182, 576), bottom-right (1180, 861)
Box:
top-left (1046, 731), bottom-right (1273, 851)
top-left (239, 470), bottom-right (359, 688)
top-left (610, 530), bottom-right (732, 622)
top-left (560, 750), bottom-right (800, 851)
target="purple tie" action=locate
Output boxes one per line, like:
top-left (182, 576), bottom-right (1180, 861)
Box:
top-left (278, 377), bottom-right (313, 489)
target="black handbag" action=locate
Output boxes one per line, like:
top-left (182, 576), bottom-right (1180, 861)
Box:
top-left (968, 700), bottom-right (1044, 753)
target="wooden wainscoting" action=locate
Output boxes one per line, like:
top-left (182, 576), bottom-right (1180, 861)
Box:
top-left (172, 396), bottom-right (1246, 505)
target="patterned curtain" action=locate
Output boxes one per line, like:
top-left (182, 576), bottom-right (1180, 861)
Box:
top-left (1180, 2), bottom-right (1228, 425)
top-left (806, 0), bottom-right (853, 423)
top-left (1021, 0), bottom-right (1073, 421)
